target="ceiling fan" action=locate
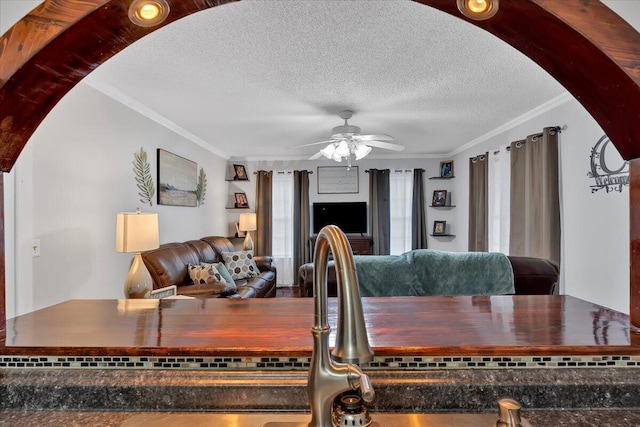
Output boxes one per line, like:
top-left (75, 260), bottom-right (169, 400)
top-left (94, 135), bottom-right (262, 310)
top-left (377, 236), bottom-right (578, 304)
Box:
top-left (296, 110), bottom-right (405, 167)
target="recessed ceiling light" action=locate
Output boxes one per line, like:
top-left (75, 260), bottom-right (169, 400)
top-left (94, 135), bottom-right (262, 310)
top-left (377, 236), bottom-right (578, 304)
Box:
top-left (457, 0), bottom-right (499, 21)
top-left (128, 0), bottom-right (170, 27)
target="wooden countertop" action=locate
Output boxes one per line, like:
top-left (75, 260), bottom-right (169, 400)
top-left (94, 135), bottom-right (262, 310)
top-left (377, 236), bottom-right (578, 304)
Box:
top-left (1, 295), bottom-right (637, 356)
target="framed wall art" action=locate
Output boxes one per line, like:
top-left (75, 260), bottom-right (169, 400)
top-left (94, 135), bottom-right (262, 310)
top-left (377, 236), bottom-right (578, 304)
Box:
top-left (317, 166), bottom-right (359, 194)
top-left (157, 149), bottom-right (198, 207)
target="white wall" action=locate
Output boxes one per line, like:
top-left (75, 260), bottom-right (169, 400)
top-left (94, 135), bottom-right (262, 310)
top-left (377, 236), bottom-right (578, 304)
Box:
top-left (7, 83), bottom-right (228, 318)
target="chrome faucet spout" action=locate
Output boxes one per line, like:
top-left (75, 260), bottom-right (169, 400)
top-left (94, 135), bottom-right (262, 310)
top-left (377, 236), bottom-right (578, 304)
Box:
top-left (308, 225), bottom-right (374, 427)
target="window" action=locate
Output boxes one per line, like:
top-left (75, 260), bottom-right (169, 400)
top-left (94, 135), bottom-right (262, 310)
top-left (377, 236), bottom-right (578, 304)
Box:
top-left (389, 170), bottom-right (413, 255)
top-left (271, 172), bottom-right (294, 285)
top-left (488, 147), bottom-right (510, 254)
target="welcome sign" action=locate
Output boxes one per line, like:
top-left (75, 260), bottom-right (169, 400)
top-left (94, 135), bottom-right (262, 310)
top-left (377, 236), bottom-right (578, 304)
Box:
top-left (588, 135), bottom-right (629, 193)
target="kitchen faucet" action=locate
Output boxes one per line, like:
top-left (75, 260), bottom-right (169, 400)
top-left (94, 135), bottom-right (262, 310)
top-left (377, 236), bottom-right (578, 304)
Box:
top-left (307, 225), bottom-right (375, 427)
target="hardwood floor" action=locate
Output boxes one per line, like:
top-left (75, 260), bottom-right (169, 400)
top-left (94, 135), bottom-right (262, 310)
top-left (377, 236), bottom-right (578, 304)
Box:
top-left (277, 286), bottom-right (303, 298)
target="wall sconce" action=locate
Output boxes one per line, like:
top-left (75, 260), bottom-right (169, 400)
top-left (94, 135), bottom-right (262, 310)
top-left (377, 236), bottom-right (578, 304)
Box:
top-left (457, 0), bottom-right (499, 21)
top-left (128, 0), bottom-right (170, 27)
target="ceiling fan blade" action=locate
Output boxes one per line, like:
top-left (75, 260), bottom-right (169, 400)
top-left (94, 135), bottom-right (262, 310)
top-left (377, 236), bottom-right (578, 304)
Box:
top-left (355, 134), bottom-right (394, 142)
top-left (309, 151), bottom-right (324, 160)
top-left (289, 139), bottom-right (339, 149)
top-left (365, 140), bottom-right (405, 151)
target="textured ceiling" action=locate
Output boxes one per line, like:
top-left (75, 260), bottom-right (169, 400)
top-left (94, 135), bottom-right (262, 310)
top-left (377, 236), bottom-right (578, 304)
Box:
top-left (82, 1), bottom-right (568, 159)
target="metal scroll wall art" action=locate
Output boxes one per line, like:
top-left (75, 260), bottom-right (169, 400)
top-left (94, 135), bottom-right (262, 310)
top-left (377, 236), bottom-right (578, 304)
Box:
top-left (588, 135), bottom-right (629, 193)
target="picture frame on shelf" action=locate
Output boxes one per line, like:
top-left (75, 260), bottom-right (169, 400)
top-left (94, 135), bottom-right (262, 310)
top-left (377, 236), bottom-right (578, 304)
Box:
top-left (233, 164), bottom-right (249, 181)
top-left (234, 192), bottom-right (249, 208)
top-left (433, 220), bottom-right (447, 235)
top-left (432, 189), bottom-right (448, 207)
top-left (440, 160), bottom-right (454, 178)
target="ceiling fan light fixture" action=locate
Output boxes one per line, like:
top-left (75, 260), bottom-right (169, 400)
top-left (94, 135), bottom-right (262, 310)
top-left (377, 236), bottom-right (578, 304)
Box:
top-left (354, 143), bottom-right (372, 160)
top-left (457, 0), bottom-right (498, 20)
top-left (334, 140), bottom-right (350, 158)
top-left (320, 143), bottom-right (336, 159)
top-left (129, 0), bottom-right (170, 27)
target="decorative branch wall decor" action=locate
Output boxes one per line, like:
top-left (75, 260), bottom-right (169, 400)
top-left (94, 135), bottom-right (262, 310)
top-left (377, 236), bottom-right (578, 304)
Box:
top-left (133, 147), bottom-right (155, 206)
top-left (196, 167), bottom-right (207, 206)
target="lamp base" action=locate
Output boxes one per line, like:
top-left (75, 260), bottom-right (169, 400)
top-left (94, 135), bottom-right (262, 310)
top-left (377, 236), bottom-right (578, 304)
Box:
top-left (124, 252), bottom-right (153, 299)
top-left (243, 233), bottom-right (254, 251)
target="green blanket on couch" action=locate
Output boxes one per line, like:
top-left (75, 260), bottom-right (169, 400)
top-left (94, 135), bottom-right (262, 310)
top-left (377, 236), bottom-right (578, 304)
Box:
top-left (352, 249), bottom-right (514, 297)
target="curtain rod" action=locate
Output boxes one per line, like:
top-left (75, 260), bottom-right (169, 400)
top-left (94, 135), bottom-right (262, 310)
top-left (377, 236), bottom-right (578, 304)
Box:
top-left (253, 170), bottom-right (314, 174)
top-left (490, 125), bottom-right (567, 155)
top-left (365, 168), bottom-right (425, 173)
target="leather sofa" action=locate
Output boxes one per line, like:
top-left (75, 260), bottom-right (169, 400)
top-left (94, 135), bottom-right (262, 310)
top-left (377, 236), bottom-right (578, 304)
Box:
top-left (141, 236), bottom-right (276, 298)
top-left (298, 254), bottom-right (559, 297)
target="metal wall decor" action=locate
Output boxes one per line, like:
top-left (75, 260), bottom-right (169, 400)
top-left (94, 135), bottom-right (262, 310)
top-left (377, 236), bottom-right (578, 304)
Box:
top-left (133, 147), bottom-right (155, 206)
top-left (196, 167), bottom-right (207, 206)
top-left (588, 135), bottom-right (629, 193)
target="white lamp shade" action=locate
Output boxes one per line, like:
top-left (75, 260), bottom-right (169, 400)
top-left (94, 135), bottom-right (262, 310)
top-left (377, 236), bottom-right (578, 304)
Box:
top-left (116, 211), bottom-right (160, 253)
top-left (239, 212), bottom-right (257, 232)
top-left (320, 144), bottom-right (336, 159)
top-left (334, 140), bottom-right (350, 158)
top-left (354, 143), bottom-right (372, 160)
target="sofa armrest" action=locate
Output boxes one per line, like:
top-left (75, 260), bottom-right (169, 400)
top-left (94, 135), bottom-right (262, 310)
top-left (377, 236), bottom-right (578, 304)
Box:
top-left (254, 255), bottom-right (275, 273)
top-left (507, 255), bottom-right (559, 295)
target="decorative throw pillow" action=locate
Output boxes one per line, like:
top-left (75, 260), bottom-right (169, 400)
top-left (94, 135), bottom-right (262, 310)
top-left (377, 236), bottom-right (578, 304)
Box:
top-left (221, 250), bottom-right (260, 280)
top-left (202, 262), bottom-right (236, 288)
top-left (187, 264), bottom-right (236, 294)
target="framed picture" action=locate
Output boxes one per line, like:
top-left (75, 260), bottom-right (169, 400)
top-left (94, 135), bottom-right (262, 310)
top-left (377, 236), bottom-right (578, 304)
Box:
top-left (233, 164), bottom-right (249, 181)
top-left (440, 160), bottom-right (454, 178)
top-left (317, 166), bottom-right (359, 194)
top-left (234, 192), bottom-right (249, 208)
top-left (433, 220), bottom-right (447, 235)
top-left (150, 285), bottom-right (177, 299)
top-left (432, 189), bottom-right (448, 207)
top-left (157, 149), bottom-right (198, 207)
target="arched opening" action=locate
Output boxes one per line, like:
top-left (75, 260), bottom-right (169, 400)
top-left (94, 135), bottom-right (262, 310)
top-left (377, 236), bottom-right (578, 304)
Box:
top-left (1, 0), bottom-right (640, 334)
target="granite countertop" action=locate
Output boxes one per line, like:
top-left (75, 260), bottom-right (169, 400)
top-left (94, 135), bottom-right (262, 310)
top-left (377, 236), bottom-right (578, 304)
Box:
top-left (2, 410), bottom-right (640, 426)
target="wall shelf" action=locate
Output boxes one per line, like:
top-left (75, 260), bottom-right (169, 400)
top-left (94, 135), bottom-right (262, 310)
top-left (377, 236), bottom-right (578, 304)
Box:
top-left (428, 176), bottom-right (455, 180)
top-left (430, 234), bottom-right (456, 238)
top-left (429, 205), bottom-right (456, 208)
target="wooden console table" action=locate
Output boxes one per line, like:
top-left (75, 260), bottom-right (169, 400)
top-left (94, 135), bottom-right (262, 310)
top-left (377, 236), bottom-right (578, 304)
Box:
top-left (310, 235), bottom-right (372, 255)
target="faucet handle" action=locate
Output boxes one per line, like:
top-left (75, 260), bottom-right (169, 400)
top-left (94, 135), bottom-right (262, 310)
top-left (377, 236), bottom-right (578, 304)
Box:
top-left (496, 398), bottom-right (522, 427)
top-left (358, 372), bottom-right (374, 402)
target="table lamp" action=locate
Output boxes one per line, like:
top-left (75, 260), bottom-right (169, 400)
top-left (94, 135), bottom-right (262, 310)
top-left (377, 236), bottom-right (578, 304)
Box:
top-left (116, 208), bottom-right (159, 299)
top-left (239, 212), bottom-right (257, 251)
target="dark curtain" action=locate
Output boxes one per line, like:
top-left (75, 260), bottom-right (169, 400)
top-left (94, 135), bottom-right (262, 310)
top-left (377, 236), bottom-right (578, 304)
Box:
top-left (411, 168), bottom-right (428, 249)
top-left (468, 152), bottom-right (489, 251)
top-left (510, 127), bottom-right (560, 265)
top-left (369, 169), bottom-right (390, 255)
top-left (293, 170), bottom-right (310, 280)
top-left (255, 170), bottom-right (272, 256)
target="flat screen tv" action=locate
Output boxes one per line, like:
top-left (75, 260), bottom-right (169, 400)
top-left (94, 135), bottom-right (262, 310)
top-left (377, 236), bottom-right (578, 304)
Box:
top-left (313, 202), bottom-right (367, 234)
